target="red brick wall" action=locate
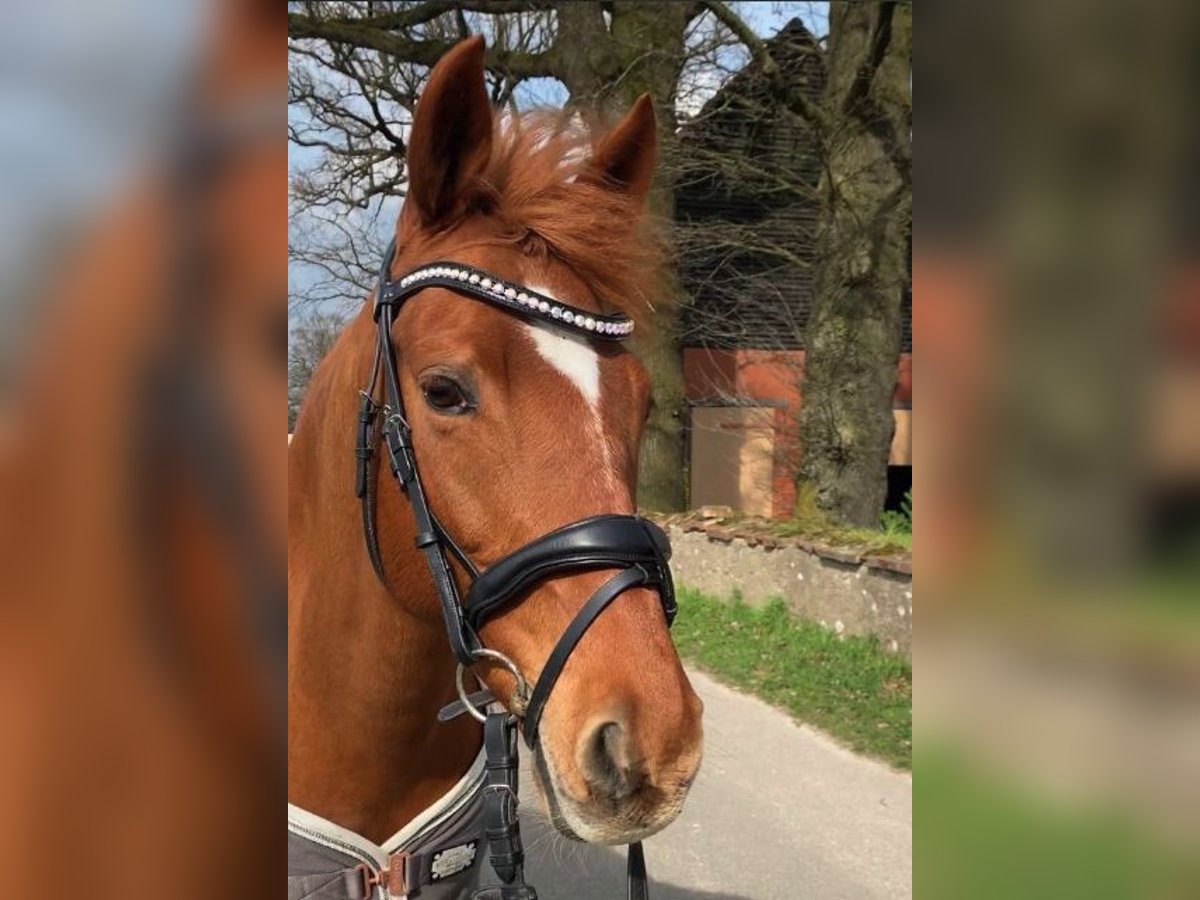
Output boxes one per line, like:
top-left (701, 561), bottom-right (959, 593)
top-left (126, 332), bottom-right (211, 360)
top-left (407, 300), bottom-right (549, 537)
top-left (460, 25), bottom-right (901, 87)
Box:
top-left (683, 348), bottom-right (913, 517)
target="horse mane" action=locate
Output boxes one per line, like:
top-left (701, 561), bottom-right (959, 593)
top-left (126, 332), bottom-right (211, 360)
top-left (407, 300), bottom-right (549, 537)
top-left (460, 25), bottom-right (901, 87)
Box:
top-left (405, 109), bottom-right (667, 329)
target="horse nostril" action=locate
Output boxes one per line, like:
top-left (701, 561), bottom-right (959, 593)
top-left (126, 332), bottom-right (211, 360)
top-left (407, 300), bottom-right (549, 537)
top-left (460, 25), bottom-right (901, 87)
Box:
top-left (581, 721), bottom-right (640, 803)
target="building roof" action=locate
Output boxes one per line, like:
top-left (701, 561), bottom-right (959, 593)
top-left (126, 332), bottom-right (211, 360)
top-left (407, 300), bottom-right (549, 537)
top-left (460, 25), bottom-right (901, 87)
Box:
top-left (675, 19), bottom-right (912, 354)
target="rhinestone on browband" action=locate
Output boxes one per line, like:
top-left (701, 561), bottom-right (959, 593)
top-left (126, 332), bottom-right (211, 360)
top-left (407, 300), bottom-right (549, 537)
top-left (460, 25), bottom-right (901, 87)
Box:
top-left (375, 260), bottom-right (635, 340)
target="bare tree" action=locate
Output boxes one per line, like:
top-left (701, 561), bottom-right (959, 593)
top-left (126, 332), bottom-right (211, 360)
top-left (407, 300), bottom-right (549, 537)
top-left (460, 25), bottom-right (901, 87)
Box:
top-left (794, 2), bottom-right (911, 526)
top-left (674, 4), bottom-right (911, 526)
top-left (289, 308), bottom-right (348, 430)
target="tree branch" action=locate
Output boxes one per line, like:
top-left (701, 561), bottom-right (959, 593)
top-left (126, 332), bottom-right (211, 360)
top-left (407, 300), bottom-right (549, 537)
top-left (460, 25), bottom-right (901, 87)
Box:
top-left (698, 0), bottom-right (776, 76)
top-left (841, 1), bottom-right (896, 116)
top-left (841, 2), bottom-right (911, 188)
top-left (301, 1), bottom-right (556, 32)
top-left (698, 0), bottom-right (832, 132)
top-left (288, 14), bottom-right (556, 79)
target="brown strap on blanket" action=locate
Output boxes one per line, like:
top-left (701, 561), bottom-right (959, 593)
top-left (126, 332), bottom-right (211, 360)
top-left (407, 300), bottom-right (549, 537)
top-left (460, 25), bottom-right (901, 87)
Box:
top-left (351, 853), bottom-right (409, 899)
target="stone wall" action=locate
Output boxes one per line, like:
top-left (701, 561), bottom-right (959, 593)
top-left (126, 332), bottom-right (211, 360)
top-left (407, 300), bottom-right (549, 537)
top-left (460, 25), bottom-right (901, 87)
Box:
top-left (667, 524), bottom-right (912, 655)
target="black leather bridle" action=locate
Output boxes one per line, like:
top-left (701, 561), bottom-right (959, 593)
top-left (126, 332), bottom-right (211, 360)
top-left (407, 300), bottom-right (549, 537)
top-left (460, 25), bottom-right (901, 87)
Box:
top-left (356, 239), bottom-right (676, 900)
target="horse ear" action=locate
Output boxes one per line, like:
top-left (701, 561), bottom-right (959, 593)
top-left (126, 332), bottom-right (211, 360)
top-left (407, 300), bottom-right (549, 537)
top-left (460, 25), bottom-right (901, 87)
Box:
top-left (580, 93), bottom-right (658, 205)
top-left (405, 36), bottom-right (493, 226)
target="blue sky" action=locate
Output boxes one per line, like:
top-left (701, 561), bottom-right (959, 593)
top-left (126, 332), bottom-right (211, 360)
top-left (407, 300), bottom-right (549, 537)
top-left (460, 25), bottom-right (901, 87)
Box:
top-left (744, 2), bottom-right (828, 39)
top-left (506, 3), bottom-right (828, 112)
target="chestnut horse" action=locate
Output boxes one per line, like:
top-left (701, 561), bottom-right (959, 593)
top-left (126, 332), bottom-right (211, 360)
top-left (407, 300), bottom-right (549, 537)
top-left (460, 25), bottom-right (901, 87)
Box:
top-left (288, 36), bottom-right (702, 896)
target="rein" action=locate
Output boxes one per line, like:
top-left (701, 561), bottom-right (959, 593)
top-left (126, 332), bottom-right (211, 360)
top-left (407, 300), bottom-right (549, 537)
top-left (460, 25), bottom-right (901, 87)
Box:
top-left (356, 239), bottom-right (675, 900)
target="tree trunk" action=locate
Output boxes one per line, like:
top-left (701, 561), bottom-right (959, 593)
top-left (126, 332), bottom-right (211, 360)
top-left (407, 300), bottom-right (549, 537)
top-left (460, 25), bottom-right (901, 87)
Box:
top-left (612, 2), bottom-right (691, 512)
top-left (797, 2), bottom-right (911, 527)
top-left (557, 1), bottom-right (693, 511)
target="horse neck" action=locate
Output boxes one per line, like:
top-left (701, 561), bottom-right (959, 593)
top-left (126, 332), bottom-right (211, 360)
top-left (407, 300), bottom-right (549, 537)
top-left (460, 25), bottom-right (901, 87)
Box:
top-left (288, 307), bottom-right (481, 843)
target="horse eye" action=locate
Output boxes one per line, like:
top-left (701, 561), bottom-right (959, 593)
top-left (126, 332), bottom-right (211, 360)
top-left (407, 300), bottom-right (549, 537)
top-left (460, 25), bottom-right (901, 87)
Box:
top-left (422, 375), bottom-right (473, 415)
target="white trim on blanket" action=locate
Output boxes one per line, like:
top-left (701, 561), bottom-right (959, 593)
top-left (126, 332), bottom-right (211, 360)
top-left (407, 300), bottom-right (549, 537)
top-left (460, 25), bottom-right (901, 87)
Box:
top-left (288, 746), bottom-right (487, 872)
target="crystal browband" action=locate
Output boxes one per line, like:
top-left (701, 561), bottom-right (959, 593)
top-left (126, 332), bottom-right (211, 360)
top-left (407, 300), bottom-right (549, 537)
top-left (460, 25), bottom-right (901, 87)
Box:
top-left (375, 259), bottom-right (635, 340)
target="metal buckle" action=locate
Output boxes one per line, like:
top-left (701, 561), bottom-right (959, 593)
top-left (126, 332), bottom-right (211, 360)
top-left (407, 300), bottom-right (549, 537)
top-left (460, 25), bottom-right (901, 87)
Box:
top-left (455, 648), bottom-right (530, 722)
top-left (381, 410), bottom-right (415, 484)
top-left (383, 407), bottom-right (409, 431)
top-left (484, 783), bottom-right (520, 815)
top-left (387, 852), bottom-right (410, 896)
top-left (352, 856), bottom-right (408, 898)
top-left (354, 862), bottom-right (382, 899)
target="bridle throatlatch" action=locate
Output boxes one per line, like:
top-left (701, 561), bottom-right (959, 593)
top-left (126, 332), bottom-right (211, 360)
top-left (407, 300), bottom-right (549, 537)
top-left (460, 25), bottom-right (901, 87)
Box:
top-left (357, 240), bottom-right (676, 900)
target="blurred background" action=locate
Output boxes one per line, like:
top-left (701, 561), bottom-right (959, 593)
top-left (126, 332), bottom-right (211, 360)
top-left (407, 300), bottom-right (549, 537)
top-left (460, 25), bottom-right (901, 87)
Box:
top-left (0, 1), bottom-right (1197, 898)
top-left (0, 1), bottom-right (282, 897)
top-left (919, 1), bottom-right (1200, 898)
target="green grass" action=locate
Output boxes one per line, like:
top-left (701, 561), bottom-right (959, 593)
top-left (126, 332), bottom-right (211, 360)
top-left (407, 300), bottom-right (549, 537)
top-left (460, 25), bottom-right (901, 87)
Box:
top-left (672, 587), bottom-right (912, 768)
top-left (771, 483), bottom-right (913, 553)
top-left (657, 488), bottom-right (914, 555)
top-left (768, 515), bottom-right (912, 554)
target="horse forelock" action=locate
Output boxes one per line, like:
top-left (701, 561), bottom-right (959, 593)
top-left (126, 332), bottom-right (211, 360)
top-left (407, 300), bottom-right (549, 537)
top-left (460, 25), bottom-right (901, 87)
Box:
top-left (399, 109), bottom-right (667, 331)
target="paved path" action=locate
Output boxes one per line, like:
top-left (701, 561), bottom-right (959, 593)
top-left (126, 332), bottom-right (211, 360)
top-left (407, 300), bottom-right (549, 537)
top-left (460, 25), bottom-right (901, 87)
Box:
top-left (516, 668), bottom-right (912, 900)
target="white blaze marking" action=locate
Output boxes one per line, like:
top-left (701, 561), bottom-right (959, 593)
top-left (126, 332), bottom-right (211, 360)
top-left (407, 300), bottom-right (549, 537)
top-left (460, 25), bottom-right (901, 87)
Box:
top-left (522, 283), bottom-right (619, 492)
top-left (522, 283), bottom-right (602, 407)
top-left (522, 325), bottom-right (601, 408)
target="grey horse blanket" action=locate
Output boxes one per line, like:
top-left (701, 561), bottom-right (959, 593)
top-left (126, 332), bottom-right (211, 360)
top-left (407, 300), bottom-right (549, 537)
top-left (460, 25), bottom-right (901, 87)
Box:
top-left (289, 750), bottom-right (486, 900)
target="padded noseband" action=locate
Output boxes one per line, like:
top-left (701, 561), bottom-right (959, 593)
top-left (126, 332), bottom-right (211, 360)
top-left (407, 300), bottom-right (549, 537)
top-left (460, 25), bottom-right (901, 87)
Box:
top-left (465, 514), bottom-right (675, 747)
top-left (464, 514), bottom-right (675, 631)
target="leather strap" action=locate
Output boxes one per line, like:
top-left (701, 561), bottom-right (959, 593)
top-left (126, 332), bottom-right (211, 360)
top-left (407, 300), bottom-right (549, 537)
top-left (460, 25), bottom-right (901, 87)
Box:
top-left (356, 392), bottom-right (387, 583)
top-left (361, 385), bottom-right (478, 590)
top-left (627, 841), bottom-right (648, 900)
top-left (522, 566), bottom-right (648, 748)
top-left (438, 688), bottom-right (495, 723)
top-left (474, 713), bottom-right (538, 900)
top-left (379, 385), bottom-right (479, 666)
top-left (482, 714), bottom-right (523, 883)
top-left (464, 515), bottom-right (673, 629)
top-left (373, 258), bottom-right (630, 344)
